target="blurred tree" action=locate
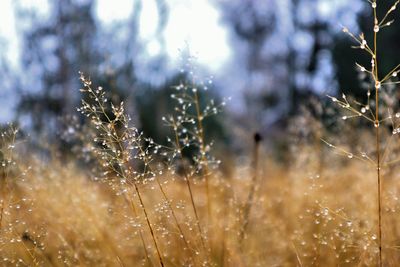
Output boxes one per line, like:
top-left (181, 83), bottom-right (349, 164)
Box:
top-left (0, 37), bottom-right (19, 123)
top-left (217, 0), bottom-right (284, 128)
top-left (217, 0), bottom-right (363, 128)
top-left (15, 0), bottom-right (100, 133)
top-left (14, 0), bottom-right (173, 141)
top-left (288, 0), bottom-right (332, 113)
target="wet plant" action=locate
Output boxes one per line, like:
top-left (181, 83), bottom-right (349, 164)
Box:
top-left (324, 1), bottom-right (400, 265)
top-left (161, 67), bottom-right (226, 258)
top-left (77, 73), bottom-right (166, 267)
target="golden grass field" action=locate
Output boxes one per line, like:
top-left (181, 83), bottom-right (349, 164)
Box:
top-left (1, 137), bottom-right (400, 266)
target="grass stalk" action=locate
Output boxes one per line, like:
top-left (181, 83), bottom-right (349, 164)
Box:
top-left (125, 193), bottom-right (152, 267)
top-left (78, 74), bottom-right (165, 267)
top-left (373, 4), bottom-right (383, 266)
top-left (135, 143), bottom-right (193, 255)
top-left (133, 184), bottom-right (165, 267)
top-left (193, 90), bottom-right (212, 221)
top-left (0, 181), bottom-right (5, 231)
top-left (154, 177), bottom-right (194, 255)
top-left (239, 132), bottom-right (262, 246)
top-left (171, 117), bottom-right (207, 252)
top-left (112, 135), bottom-right (165, 267)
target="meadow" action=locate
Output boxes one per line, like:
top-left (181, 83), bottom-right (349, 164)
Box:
top-left (2, 118), bottom-right (400, 266)
top-left (3, 1), bottom-right (400, 266)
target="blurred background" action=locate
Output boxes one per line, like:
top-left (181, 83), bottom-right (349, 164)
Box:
top-left (1, 0), bottom-right (399, 154)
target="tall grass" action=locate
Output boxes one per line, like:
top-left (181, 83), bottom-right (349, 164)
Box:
top-left (77, 73), bottom-right (165, 266)
top-left (4, 140), bottom-right (400, 265)
top-left (325, 1), bottom-right (400, 265)
top-left (76, 69), bottom-right (225, 265)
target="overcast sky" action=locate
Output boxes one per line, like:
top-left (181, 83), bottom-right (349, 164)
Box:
top-left (0, 0), bottom-right (231, 70)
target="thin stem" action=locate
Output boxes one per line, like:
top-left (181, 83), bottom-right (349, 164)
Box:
top-left (134, 184), bottom-right (165, 267)
top-left (381, 63), bottom-right (400, 82)
top-left (194, 91), bottom-right (212, 221)
top-left (79, 78), bottom-right (164, 267)
top-left (373, 5), bottom-right (383, 266)
top-left (135, 143), bottom-right (193, 256)
top-left (0, 181), bottom-right (4, 231)
top-left (108, 132), bottom-right (164, 267)
top-left (115, 144), bottom-right (164, 267)
top-left (126, 192), bottom-right (152, 267)
top-left (239, 133), bottom-right (261, 246)
top-left (171, 117), bottom-right (207, 252)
